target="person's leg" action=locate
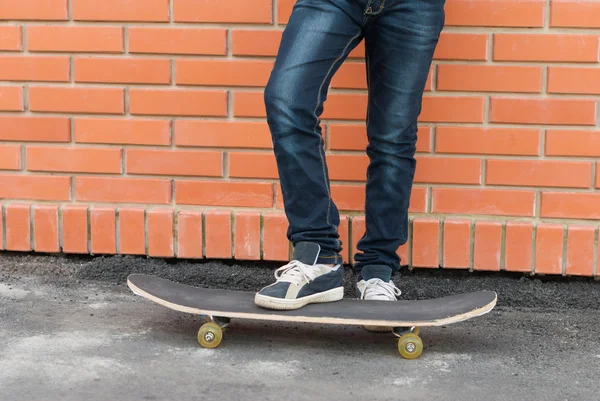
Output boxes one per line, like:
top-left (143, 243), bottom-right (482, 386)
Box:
top-left (355, 0), bottom-right (445, 296)
top-left (256, 0), bottom-right (366, 310)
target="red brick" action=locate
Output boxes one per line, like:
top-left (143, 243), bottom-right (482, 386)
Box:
top-left (420, 96), bottom-right (485, 123)
top-left (0, 55), bottom-right (69, 82)
top-left (176, 181), bottom-right (273, 208)
top-left (0, 145), bottom-right (21, 170)
top-left (130, 89), bottom-right (226, 117)
top-left (61, 205), bottom-right (88, 254)
top-left (437, 65), bottom-right (542, 93)
top-left (175, 121), bottom-right (272, 149)
top-left (0, 116), bottom-right (70, 142)
top-left (0, 26), bottom-right (22, 51)
top-left (177, 59), bottom-right (272, 87)
top-left (74, 118), bottom-right (171, 146)
top-left (432, 188), bottom-right (535, 217)
top-left (330, 185), bottom-right (364, 212)
top-left (445, 0), bottom-right (544, 27)
top-left (177, 211), bottom-right (203, 259)
top-left (5, 204), bottom-right (31, 251)
top-left (490, 98), bottom-right (597, 126)
top-left (330, 62), bottom-right (367, 90)
top-left (234, 212), bottom-right (260, 260)
top-left (436, 127), bottom-right (541, 156)
top-left (550, 0), bottom-right (600, 28)
top-left (277, 0), bottom-right (294, 24)
top-left (28, 26), bottom-right (124, 53)
top-left (229, 152), bottom-right (277, 179)
top-left (473, 221), bottom-right (502, 271)
top-left (398, 242), bottom-right (409, 267)
top-left (147, 209), bottom-right (174, 257)
top-left (90, 207), bottom-right (116, 254)
top-left (566, 226), bottom-right (595, 276)
top-left (129, 28), bottom-right (227, 55)
top-left (72, 0), bottom-right (169, 22)
top-left (263, 213), bottom-right (289, 261)
top-left (412, 219), bottom-right (440, 268)
top-left (443, 219), bottom-right (471, 269)
top-left (535, 224), bottom-right (564, 275)
top-left (540, 192), bottom-right (600, 220)
top-left (29, 87), bottom-right (124, 114)
top-left (75, 58), bottom-right (170, 84)
top-left (339, 216), bottom-right (350, 264)
top-left (545, 130), bottom-right (600, 157)
top-left (127, 149), bottom-right (222, 177)
top-left (118, 208), bottom-right (145, 255)
top-left (486, 160), bottom-right (592, 189)
top-left (415, 157), bottom-right (481, 185)
top-left (27, 146), bottom-right (122, 174)
top-left (173, 0), bottom-right (272, 23)
top-left (350, 216), bottom-right (365, 264)
top-left (548, 67), bottom-right (600, 95)
top-left (232, 30), bottom-right (282, 57)
top-left (0, 212), bottom-right (3, 250)
top-left (0, 0), bottom-right (68, 20)
top-left (33, 205), bottom-right (59, 253)
top-left (205, 211), bottom-right (232, 259)
top-left (493, 34), bottom-right (599, 62)
top-left (434, 33), bottom-right (488, 61)
top-left (505, 222), bottom-right (533, 273)
top-left (0, 87), bottom-right (23, 111)
top-left (0, 175), bottom-right (70, 201)
top-left (76, 177), bottom-right (171, 204)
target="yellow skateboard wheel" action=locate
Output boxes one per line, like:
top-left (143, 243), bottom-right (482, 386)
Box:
top-left (397, 333), bottom-right (423, 359)
top-left (197, 322), bottom-right (223, 349)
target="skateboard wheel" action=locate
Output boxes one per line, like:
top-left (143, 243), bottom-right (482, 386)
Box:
top-left (197, 322), bottom-right (223, 349)
top-left (397, 333), bottom-right (423, 360)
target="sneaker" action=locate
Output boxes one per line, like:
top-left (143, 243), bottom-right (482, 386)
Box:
top-left (357, 278), bottom-right (402, 332)
top-left (254, 242), bottom-right (344, 310)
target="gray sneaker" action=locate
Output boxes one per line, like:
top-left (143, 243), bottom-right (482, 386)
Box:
top-left (357, 278), bottom-right (402, 332)
top-left (254, 242), bottom-right (344, 310)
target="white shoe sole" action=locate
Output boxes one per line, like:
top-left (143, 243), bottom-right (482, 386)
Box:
top-left (254, 287), bottom-right (344, 310)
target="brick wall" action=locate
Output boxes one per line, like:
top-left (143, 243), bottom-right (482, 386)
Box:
top-left (0, 0), bottom-right (599, 277)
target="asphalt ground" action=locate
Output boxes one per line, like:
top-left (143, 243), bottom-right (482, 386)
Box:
top-left (1, 252), bottom-right (599, 401)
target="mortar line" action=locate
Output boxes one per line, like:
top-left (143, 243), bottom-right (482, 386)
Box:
top-left (500, 221), bottom-right (506, 271)
top-left (469, 220), bottom-right (475, 272)
top-left (531, 222), bottom-right (537, 274)
top-left (1, 205), bottom-right (5, 250)
top-left (29, 204), bottom-right (34, 251)
top-left (115, 208), bottom-right (121, 254)
top-left (58, 205), bottom-right (63, 252)
top-left (562, 224), bottom-right (568, 276)
top-left (201, 211), bottom-right (206, 258)
top-left (593, 227), bottom-right (598, 277)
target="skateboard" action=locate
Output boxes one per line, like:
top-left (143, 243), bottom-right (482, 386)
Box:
top-left (127, 274), bottom-right (497, 359)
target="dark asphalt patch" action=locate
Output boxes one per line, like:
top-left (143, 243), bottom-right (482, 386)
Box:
top-left (1, 252), bottom-right (598, 310)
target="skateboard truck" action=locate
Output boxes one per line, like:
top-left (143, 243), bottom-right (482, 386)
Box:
top-left (198, 315), bottom-right (230, 349)
top-left (393, 326), bottom-right (423, 359)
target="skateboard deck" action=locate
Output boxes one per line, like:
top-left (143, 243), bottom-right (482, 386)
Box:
top-left (127, 273), bottom-right (497, 359)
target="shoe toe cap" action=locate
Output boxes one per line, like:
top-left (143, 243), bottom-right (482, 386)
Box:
top-left (258, 282), bottom-right (291, 298)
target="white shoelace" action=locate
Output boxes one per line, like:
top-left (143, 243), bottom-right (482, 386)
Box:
top-left (274, 260), bottom-right (320, 285)
top-left (360, 278), bottom-right (401, 300)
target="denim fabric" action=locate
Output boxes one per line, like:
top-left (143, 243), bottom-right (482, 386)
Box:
top-left (264, 0), bottom-right (446, 280)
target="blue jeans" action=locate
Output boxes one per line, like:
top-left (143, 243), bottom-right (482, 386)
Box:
top-left (264, 0), bottom-right (446, 280)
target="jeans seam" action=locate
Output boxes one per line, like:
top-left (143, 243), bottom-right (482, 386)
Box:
top-left (312, 29), bottom-right (362, 232)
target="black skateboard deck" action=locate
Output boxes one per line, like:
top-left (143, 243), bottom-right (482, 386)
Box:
top-left (127, 274), bottom-right (497, 359)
